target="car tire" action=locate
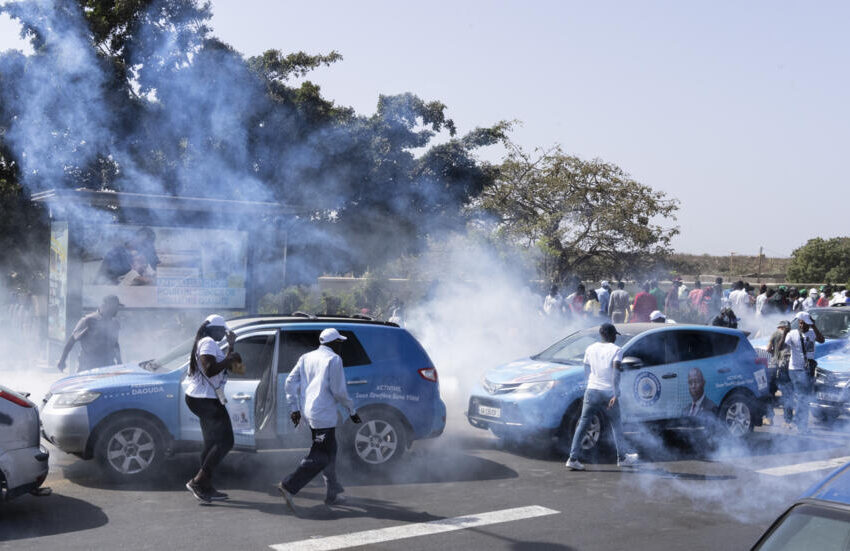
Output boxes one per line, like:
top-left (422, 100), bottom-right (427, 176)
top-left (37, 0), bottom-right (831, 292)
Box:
top-left (813, 409), bottom-right (840, 426)
top-left (342, 409), bottom-right (408, 469)
top-left (718, 392), bottom-right (758, 438)
top-left (556, 404), bottom-right (607, 460)
top-left (94, 416), bottom-right (166, 480)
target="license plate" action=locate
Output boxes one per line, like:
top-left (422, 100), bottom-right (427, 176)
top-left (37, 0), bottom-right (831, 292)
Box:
top-left (818, 391), bottom-right (842, 402)
top-left (478, 405), bottom-right (501, 418)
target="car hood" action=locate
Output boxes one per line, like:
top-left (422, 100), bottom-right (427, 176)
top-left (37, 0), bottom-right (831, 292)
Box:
top-left (751, 336), bottom-right (846, 359)
top-left (815, 350), bottom-right (850, 374)
top-left (49, 362), bottom-right (171, 393)
top-left (483, 358), bottom-right (582, 384)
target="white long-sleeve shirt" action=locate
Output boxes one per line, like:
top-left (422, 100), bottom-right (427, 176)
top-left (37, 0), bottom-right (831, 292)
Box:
top-left (284, 345), bottom-right (356, 429)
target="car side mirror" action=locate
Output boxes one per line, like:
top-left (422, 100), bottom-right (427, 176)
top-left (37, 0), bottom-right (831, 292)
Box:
top-left (621, 356), bottom-right (643, 369)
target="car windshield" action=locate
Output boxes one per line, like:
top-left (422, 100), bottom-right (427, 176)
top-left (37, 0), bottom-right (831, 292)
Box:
top-left (810, 310), bottom-right (850, 339)
top-left (138, 338), bottom-right (195, 373)
top-left (754, 503), bottom-right (850, 550)
top-left (532, 330), bottom-right (634, 365)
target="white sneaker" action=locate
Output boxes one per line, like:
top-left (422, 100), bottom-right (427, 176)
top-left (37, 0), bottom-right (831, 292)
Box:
top-left (618, 453), bottom-right (639, 467)
top-left (565, 458), bottom-right (585, 471)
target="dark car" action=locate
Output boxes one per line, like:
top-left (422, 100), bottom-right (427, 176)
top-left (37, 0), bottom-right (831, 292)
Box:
top-left (752, 460), bottom-right (850, 550)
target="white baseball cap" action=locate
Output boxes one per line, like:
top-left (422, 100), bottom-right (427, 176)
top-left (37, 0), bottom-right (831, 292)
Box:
top-left (650, 310), bottom-right (665, 321)
top-left (204, 314), bottom-right (228, 328)
top-left (795, 311), bottom-right (814, 325)
top-left (319, 328), bottom-right (348, 344)
top-left (809, 288), bottom-right (818, 297)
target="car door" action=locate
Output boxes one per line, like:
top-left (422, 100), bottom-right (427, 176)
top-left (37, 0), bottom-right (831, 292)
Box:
top-left (673, 331), bottom-right (738, 419)
top-left (619, 331), bottom-right (682, 421)
top-left (179, 331), bottom-right (277, 450)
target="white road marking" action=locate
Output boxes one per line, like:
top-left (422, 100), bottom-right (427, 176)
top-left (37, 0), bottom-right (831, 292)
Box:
top-left (269, 505), bottom-right (559, 551)
top-left (756, 455), bottom-right (850, 477)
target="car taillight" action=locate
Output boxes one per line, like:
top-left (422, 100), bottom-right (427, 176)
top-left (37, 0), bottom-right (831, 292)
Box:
top-left (418, 368), bottom-right (438, 382)
top-left (0, 390), bottom-right (33, 408)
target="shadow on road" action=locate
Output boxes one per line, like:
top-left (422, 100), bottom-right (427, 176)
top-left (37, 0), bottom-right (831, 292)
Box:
top-left (0, 492), bottom-right (108, 541)
top-left (60, 443), bottom-right (518, 494)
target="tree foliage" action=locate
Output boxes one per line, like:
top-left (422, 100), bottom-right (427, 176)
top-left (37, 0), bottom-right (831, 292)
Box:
top-left (0, 0), bottom-right (508, 284)
top-left (787, 237), bottom-right (850, 284)
top-left (477, 143), bottom-right (679, 282)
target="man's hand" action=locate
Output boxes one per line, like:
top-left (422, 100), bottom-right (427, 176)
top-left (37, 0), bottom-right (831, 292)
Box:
top-left (57, 360), bottom-right (66, 373)
top-left (290, 411), bottom-right (301, 427)
top-left (226, 330), bottom-right (236, 348)
top-left (350, 413), bottom-right (362, 424)
top-left (608, 396), bottom-right (617, 409)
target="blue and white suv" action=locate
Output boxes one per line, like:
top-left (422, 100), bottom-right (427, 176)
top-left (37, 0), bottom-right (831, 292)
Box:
top-left (468, 324), bottom-right (770, 455)
top-left (41, 316), bottom-right (445, 479)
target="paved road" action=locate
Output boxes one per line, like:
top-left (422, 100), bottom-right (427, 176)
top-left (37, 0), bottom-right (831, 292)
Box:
top-left (3, 414), bottom-right (850, 551)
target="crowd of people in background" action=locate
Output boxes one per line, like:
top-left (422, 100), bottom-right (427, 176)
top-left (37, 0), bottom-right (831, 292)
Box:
top-left (542, 277), bottom-right (850, 330)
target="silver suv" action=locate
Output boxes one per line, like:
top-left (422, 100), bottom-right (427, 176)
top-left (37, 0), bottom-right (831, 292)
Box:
top-left (0, 384), bottom-right (49, 500)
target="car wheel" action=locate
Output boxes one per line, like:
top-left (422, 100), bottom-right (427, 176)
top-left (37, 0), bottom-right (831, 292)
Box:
top-left (95, 416), bottom-right (165, 480)
top-left (557, 406), bottom-right (606, 458)
top-left (813, 409), bottom-right (840, 426)
top-left (718, 392), bottom-right (757, 438)
top-left (343, 409), bottom-right (408, 468)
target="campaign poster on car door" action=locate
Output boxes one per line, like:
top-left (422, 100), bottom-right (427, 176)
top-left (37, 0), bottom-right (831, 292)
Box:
top-left (80, 224), bottom-right (248, 309)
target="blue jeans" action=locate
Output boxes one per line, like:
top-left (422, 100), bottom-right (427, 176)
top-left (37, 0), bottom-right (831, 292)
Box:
top-left (789, 370), bottom-right (813, 430)
top-left (569, 389), bottom-right (627, 461)
top-left (776, 379), bottom-right (794, 423)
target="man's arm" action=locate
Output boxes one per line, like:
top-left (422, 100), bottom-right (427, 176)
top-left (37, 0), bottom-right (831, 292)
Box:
top-left (284, 359), bottom-right (303, 414)
top-left (329, 356), bottom-right (356, 416)
top-left (57, 317), bottom-right (88, 371)
top-left (812, 324), bottom-right (825, 344)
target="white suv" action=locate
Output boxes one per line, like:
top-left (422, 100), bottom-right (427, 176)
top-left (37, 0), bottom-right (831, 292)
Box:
top-left (0, 384), bottom-right (49, 500)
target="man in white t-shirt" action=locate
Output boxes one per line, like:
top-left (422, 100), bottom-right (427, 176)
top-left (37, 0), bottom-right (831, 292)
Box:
top-left (727, 281), bottom-right (751, 316)
top-left (543, 285), bottom-right (564, 316)
top-left (566, 323), bottom-right (638, 471)
top-left (784, 311), bottom-right (825, 433)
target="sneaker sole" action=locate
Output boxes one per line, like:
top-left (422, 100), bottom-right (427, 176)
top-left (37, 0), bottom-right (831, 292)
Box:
top-left (186, 482), bottom-right (211, 503)
top-left (277, 484), bottom-right (296, 513)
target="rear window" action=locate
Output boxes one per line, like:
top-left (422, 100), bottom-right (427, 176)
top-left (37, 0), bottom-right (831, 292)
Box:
top-left (278, 330), bottom-right (371, 373)
top-left (670, 331), bottom-right (739, 363)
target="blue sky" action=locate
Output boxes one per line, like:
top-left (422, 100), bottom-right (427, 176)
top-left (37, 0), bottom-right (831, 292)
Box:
top-left (2, 1), bottom-right (848, 256)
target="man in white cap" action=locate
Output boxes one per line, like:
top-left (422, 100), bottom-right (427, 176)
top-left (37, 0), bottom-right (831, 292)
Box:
top-left (650, 310), bottom-right (674, 324)
top-left (802, 288), bottom-right (818, 310)
top-left (785, 311), bottom-right (825, 433)
top-left (279, 328), bottom-right (361, 510)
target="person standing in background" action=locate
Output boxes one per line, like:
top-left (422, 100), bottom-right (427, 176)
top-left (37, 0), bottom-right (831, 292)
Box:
top-left (710, 277), bottom-right (724, 316)
top-left (584, 290), bottom-right (601, 318)
top-left (649, 280), bottom-right (665, 313)
top-left (595, 281), bottom-right (611, 317)
top-left (608, 282), bottom-right (630, 323)
top-left (632, 282), bottom-right (656, 323)
top-left (543, 285), bottom-right (564, 317)
top-left (57, 295), bottom-right (123, 373)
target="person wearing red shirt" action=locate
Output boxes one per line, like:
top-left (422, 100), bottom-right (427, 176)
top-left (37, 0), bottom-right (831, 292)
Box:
top-left (632, 282), bottom-right (657, 323)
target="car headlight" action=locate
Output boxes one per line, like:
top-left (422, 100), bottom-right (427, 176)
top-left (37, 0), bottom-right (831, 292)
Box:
top-left (52, 391), bottom-right (101, 408)
top-left (516, 381), bottom-right (555, 395)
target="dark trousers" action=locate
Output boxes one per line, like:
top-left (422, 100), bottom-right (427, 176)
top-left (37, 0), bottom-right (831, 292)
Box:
top-left (185, 396), bottom-right (234, 478)
top-left (282, 427), bottom-right (342, 499)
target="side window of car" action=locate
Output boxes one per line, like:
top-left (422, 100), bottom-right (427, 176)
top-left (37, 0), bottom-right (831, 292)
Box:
top-left (278, 330), bottom-right (372, 373)
top-left (706, 333), bottom-right (739, 356)
top-left (231, 334), bottom-right (276, 380)
top-left (626, 334), bottom-right (669, 367)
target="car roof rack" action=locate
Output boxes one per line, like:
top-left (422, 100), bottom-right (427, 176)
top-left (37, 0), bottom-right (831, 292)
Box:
top-left (290, 311), bottom-right (317, 319)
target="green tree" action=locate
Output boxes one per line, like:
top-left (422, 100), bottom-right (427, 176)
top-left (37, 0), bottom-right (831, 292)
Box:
top-left (787, 237), bottom-right (850, 284)
top-left (477, 143), bottom-right (679, 283)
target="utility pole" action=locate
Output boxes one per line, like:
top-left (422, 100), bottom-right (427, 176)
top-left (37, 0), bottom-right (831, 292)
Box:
top-left (757, 246), bottom-right (764, 283)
